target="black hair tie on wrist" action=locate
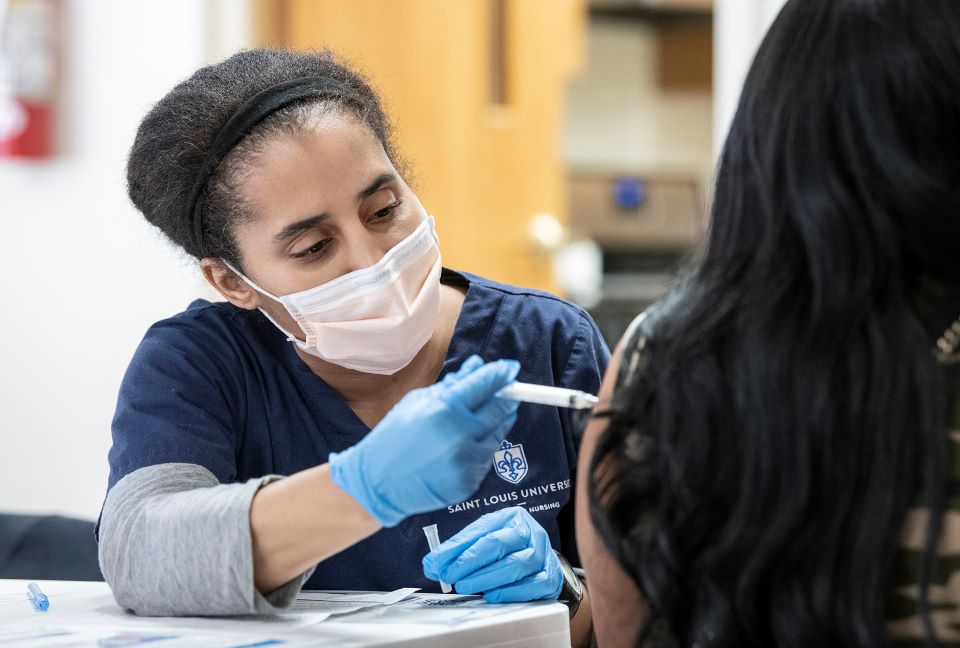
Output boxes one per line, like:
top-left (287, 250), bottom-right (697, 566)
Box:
top-left (186, 77), bottom-right (354, 258)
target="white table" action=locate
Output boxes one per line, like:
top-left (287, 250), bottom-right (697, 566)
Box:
top-left (0, 580), bottom-right (570, 647)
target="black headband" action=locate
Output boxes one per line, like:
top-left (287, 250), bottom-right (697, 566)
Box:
top-left (187, 77), bottom-right (354, 258)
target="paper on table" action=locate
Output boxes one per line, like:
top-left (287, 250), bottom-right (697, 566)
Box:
top-left (297, 588), bottom-right (419, 605)
top-left (402, 593), bottom-right (483, 606)
top-left (0, 620), bottom-right (322, 647)
top-left (84, 603), bottom-right (333, 634)
top-left (291, 588), bottom-right (420, 618)
top-left (288, 600), bottom-right (368, 617)
top-left (332, 592), bottom-right (541, 627)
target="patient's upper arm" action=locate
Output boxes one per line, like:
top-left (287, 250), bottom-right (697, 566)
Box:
top-left (575, 343), bottom-right (650, 648)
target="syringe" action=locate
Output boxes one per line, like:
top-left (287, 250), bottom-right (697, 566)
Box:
top-left (495, 382), bottom-right (599, 410)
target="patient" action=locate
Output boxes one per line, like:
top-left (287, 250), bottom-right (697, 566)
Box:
top-left (575, 0), bottom-right (960, 645)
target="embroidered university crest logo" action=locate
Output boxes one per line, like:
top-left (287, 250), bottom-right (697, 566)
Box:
top-left (493, 439), bottom-right (528, 484)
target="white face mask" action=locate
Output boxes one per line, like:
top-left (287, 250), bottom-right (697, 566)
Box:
top-left (225, 216), bottom-right (442, 375)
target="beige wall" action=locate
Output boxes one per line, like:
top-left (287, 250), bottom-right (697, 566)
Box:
top-left (564, 18), bottom-right (714, 193)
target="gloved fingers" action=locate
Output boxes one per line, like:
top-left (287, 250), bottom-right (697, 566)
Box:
top-left (438, 525), bottom-right (531, 584)
top-left (457, 354), bottom-right (485, 374)
top-left (422, 508), bottom-right (519, 577)
top-left (443, 359), bottom-right (520, 412)
top-left (481, 569), bottom-right (564, 604)
top-left (460, 411), bottom-right (518, 462)
top-left (495, 410), bottom-right (520, 438)
top-left (440, 355), bottom-right (484, 386)
top-left (454, 410), bottom-right (518, 479)
top-left (528, 514), bottom-right (553, 546)
top-left (471, 392), bottom-right (521, 432)
top-left (452, 546), bottom-right (541, 595)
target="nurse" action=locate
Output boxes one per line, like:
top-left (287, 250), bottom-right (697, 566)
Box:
top-left (98, 48), bottom-right (606, 645)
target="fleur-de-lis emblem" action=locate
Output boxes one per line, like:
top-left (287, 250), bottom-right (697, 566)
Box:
top-left (493, 439), bottom-right (528, 484)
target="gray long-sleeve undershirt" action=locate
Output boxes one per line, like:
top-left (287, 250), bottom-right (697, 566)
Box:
top-left (98, 463), bottom-right (315, 616)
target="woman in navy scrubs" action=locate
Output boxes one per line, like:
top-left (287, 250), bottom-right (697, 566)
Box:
top-left (98, 49), bottom-right (606, 644)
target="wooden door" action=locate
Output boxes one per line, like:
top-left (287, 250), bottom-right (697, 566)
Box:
top-left (255, 0), bottom-right (585, 291)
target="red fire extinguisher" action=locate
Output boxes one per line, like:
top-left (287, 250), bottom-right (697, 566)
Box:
top-left (0, 0), bottom-right (58, 159)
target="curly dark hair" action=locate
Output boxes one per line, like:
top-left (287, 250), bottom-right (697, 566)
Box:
top-left (126, 48), bottom-right (403, 270)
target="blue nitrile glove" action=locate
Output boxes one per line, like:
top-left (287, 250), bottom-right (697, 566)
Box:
top-left (422, 506), bottom-right (564, 603)
top-left (328, 355), bottom-right (521, 528)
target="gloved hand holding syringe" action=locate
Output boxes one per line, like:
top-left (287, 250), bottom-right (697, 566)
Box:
top-left (417, 374), bottom-right (596, 601)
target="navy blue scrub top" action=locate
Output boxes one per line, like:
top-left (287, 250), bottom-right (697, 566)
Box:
top-left (104, 269), bottom-right (610, 592)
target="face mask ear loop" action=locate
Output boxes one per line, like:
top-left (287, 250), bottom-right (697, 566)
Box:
top-left (255, 306), bottom-right (309, 347)
top-left (220, 259), bottom-right (306, 345)
top-left (220, 259), bottom-right (283, 301)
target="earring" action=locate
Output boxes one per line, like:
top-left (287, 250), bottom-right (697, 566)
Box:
top-left (935, 315), bottom-right (960, 365)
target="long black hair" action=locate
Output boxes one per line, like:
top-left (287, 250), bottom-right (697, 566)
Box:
top-left (589, 1), bottom-right (960, 646)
